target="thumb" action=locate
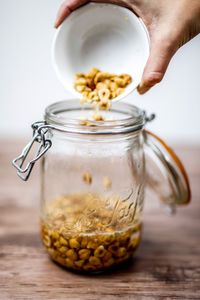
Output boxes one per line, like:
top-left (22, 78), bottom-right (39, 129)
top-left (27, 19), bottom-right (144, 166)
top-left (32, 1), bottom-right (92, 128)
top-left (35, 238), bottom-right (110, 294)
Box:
top-left (137, 36), bottom-right (178, 94)
top-left (54, 0), bottom-right (88, 28)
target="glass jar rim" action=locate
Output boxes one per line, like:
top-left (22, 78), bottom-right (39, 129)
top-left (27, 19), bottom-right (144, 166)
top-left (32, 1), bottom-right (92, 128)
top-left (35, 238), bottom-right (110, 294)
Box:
top-left (44, 99), bottom-right (145, 135)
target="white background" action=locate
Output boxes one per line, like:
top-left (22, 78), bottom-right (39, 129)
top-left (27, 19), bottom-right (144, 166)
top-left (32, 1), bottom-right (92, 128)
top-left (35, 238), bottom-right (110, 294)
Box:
top-left (0, 0), bottom-right (200, 143)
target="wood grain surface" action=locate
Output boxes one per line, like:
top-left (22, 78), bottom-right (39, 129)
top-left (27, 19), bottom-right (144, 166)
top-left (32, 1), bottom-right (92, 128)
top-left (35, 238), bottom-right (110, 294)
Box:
top-left (0, 139), bottom-right (200, 300)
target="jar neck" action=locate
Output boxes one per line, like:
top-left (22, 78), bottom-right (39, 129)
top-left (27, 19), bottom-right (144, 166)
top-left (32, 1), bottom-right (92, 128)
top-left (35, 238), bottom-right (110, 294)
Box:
top-left (44, 99), bottom-right (146, 136)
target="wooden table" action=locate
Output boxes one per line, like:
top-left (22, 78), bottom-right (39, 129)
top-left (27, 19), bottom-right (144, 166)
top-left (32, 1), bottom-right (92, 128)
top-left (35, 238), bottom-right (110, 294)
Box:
top-left (0, 140), bottom-right (200, 300)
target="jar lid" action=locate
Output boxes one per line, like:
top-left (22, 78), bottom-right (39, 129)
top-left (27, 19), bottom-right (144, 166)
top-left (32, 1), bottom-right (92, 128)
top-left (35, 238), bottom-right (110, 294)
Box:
top-left (144, 130), bottom-right (191, 210)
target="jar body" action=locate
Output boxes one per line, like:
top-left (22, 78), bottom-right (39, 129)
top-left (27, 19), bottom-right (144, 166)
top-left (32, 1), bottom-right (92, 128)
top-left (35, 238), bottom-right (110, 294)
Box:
top-left (40, 128), bottom-right (145, 272)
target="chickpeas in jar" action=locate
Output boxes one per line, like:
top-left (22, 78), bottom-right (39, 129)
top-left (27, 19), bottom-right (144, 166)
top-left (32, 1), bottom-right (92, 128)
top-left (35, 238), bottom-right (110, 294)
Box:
top-left (41, 193), bottom-right (142, 273)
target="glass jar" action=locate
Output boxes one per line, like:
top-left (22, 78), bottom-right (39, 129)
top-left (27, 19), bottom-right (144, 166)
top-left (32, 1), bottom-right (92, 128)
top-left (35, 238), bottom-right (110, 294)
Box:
top-left (13, 100), bottom-right (190, 273)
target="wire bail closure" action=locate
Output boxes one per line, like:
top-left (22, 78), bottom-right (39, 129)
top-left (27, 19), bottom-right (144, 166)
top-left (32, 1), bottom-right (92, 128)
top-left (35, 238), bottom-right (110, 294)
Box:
top-left (12, 121), bottom-right (52, 181)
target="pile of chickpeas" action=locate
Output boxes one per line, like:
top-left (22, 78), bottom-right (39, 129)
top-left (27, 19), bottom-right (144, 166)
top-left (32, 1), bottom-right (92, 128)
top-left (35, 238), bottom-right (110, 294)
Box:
top-left (74, 68), bottom-right (132, 111)
top-left (41, 193), bottom-right (141, 273)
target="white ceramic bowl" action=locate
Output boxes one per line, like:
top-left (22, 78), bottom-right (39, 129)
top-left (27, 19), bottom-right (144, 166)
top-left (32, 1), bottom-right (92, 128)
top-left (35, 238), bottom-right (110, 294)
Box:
top-left (52, 3), bottom-right (149, 101)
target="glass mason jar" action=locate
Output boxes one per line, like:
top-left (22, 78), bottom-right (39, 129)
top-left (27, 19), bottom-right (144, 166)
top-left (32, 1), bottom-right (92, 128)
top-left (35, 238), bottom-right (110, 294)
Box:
top-left (13, 100), bottom-right (191, 273)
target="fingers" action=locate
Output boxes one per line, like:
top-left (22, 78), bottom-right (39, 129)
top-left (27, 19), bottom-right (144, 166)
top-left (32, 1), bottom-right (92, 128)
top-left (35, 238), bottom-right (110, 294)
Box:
top-left (137, 36), bottom-right (178, 94)
top-left (55, 0), bottom-right (89, 28)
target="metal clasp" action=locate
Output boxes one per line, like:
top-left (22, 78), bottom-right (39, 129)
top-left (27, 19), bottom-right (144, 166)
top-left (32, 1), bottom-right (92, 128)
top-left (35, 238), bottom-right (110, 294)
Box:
top-left (144, 112), bottom-right (156, 124)
top-left (12, 121), bottom-right (52, 181)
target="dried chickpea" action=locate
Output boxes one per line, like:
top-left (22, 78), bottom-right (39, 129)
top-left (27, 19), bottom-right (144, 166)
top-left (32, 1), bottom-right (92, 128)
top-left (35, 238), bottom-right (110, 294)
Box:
top-left (96, 82), bottom-right (108, 90)
top-left (65, 258), bottom-right (74, 268)
top-left (80, 237), bottom-right (88, 248)
top-left (98, 88), bottom-right (110, 101)
top-left (92, 113), bottom-right (104, 121)
top-left (69, 238), bottom-right (80, 249)
top-left (79, 249), bottom-right (91, 260)
top-left (128, 235), bottom-right (141, 250)
top-left (116, 87), bottom-right (125, 96)
top-left (111, 91), bottom-right (117, 98)
top-left (109, 81), bottom-right (118, 92)
top-left (89, 256), bottom-right (101, 267)
top-left (87, 240), bottom-right (98, 249)
top-left (86, 78), bottom-right (94, 89)
top-left (51, 231), bottom-right (60, 240)
top-left (76, 73), bottom-right (85, 78)
top-left (59, 236), bottom-right (68, 246)
top-left (82, 172), bottom-right (92, 184)
top-left (75, 85), bottom-right (86, 93)
top-left (94, 72), bottom-right (110, 84)
top-left (43, 235), bottom-right (51, 247)
top-left (113, 77), bottom-right (125, 87)
top-left (83, 263), bottom-right (96, 271)
top-left (79, 116), bottom-right (88, 126)
top-left (108, 243), bottom-right (119, 255)
top-left (66, 249), bottom-right (78, 261)
top-left (59, 246), bottom-right (68, 254)
top-left (120, 74), bottom-right (132, 84)
top-left (116, 247), bottom-right (127, 257)
top-left (87, 67), bottom-right (100, 78)
top-left (102, 250), bottom-right (112, 262)
top-left (75, 260), bottom-right (85, 268)
top-left (94, 245), bottom-right (106, 258)
top-left (99, 99), bottom-right (111, 110)
top-left (88, 90), bottom-right (99, 101)
top-left (75, 78), bottom-right (87, 86)
top-left (56, 256), bottom-right (67, 266)
top-left (54, 241), bottom-right (61, 249)
top-left (47, 248), bottom-right (57, 259)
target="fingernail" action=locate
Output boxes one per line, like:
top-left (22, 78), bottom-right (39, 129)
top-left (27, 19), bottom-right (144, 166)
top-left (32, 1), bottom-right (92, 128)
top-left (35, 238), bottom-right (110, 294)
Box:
top-left (54, 17), bottom-right (60, 28)
top-left (137, 82), bottom-right (151, 94)
top-left (54, 21), bottom-right (59, 28)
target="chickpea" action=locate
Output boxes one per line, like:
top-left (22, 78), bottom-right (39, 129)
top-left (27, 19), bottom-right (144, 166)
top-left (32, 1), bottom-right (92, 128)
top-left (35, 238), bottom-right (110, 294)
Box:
top-left (96, 82), bottom-right (108, 90)
top-left (116, 87), bottom-right (125, 96)
top-left (99, 99), bottom-right (111, 110)
top-left (79, 249), bottom-right (91, 260)
top-left (51, 231), bottom-right (60, 240)
top-left (82, 172), bottom-right (92, 184)
top-left (98, 88), bottom-right (111, 101)
top-left (65, 258), bottom-right (74, 268)
top-left (69, 238), bottom-right (80, 249)
top-left (75, 260), bottom-right (84, 268)
top-left (83, 263), bottom-right (96, 271)
top-left (59, 246), bottom-right (68, 254)
top-left (87, 67), bottom-right (100, 78)
top-left (116, 247), bottom-right (127, 257)
top-left (75, 85), bottom-right (86, 93)
top-left (56, 256), bottom-right (67, 266)
top-left (92, 113), bottom-right (104, 121)
top-left (66, 249), bottom-right (78, 261)
top-left (89, 256), bottom-right (101, 267)
top-left (59, 236), bottom-right (68, 246)
top-left (102, 250), bottom-right (112, 262)
top-left (75, 78), bottom-right (87, 86)
top-left (43, 235), bottom-right (51, 247)
top-left (80, 237), bottom-right (88, 248)
top-left (87, 240), bottom-right (98, 249)
top-left (94, 245), bottom-right (106, 258)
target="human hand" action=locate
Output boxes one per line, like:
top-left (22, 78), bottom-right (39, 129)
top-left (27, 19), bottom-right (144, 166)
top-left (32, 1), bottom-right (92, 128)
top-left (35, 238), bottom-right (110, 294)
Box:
top-left (55, 0), bottom-right (200, 94)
